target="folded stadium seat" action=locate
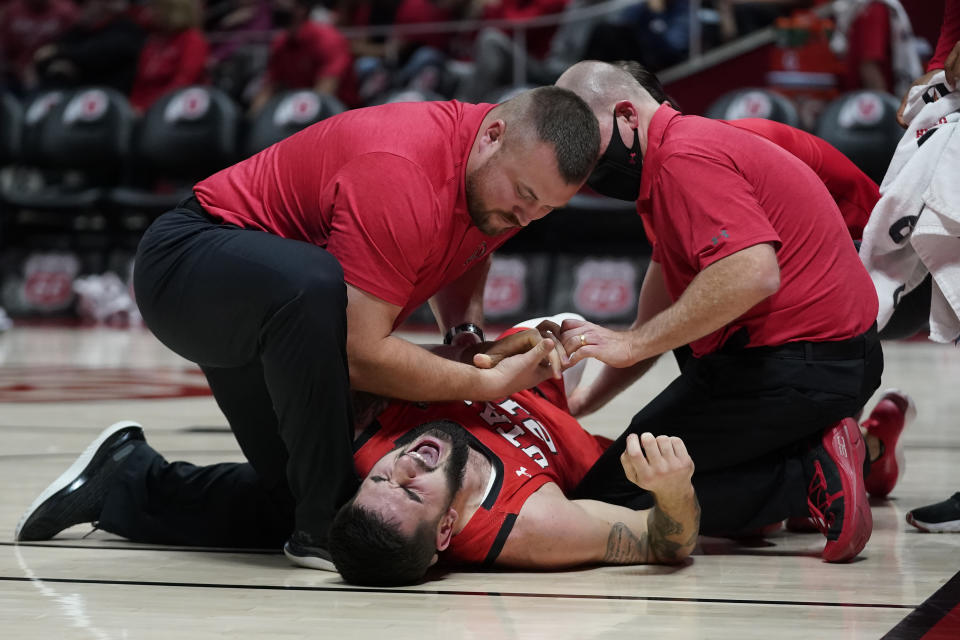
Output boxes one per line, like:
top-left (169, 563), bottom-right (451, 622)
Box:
top-left (704, 88), bottom-right (801, 127)
top-left (242, 90), bottom-right (345, 159)
top-left (0, 93), bottom-right (22, 168)
top-left (108, 85), bottom-right (239, 216)
top-left (1, 87), bottom-right (133, 214)
top-left (814, 90), bottom-right (903, 185)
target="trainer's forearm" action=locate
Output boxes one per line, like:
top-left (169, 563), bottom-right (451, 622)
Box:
top-left (349, 335), bottom-right (491, 401)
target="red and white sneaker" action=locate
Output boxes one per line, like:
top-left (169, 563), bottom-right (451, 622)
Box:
top-left (804, 418), bottom-right (872, 563)
top-left (861, 389), bottom-right (915, 499)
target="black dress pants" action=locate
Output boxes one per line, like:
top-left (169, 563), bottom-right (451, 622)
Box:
top-left (99, 201), bottom-right (357, 547)
top-left (573, 328), bottom-right (883, 535)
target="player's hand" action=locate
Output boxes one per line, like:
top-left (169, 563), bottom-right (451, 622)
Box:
top-left (477, 338), bottom-right (558, 399)
top-left (897, 69), bottom-right (941, 127)
top-left (559, 317), bottom-right (638, 368)
top-left (471, 325), bottom-right (564, 379)
top-left (620, 432), bottom-right (695, 497)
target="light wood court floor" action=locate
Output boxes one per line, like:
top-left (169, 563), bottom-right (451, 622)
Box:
top-left (1, 326), bottom-right (959, 639)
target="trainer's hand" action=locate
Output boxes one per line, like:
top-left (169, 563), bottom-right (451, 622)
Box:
top-left (476, 337), bottom-right (558, 399)
top-left (559, 318), bottom-right (638, 368)
top-left (620, 432), bottom-right (695, 497)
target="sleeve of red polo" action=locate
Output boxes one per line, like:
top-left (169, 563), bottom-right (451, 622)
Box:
top-left (653, 153), bottom-right (781, 271)
top-left (324, 153), bottom-right (440, 306)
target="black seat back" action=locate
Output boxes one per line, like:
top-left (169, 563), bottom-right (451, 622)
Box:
top-left (243, 90), bottom-right (344, 158)
top-left (135, 85), bottom-right (239, 181)
top-left (705, 88), bottom-right (800, 127)
top-left (1, 93), bottom-right (23, 166)
top-left (814, 90), bottom-right (903, 184)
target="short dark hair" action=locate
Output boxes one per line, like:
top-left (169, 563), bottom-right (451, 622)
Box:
top-left (329, 499), bottom-right (438, 587)
top-left (613, 60), bottom-right (681, 110)
top-left (509, 86), bottom-right (600, 184)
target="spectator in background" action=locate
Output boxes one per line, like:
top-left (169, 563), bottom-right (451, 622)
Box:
top-left (33, 0), bottom-right (145, 94)
top-left (249, 0), bottom-right (358, 112)
top-left (829, 0), bottom-right (923, 96)
top-left (0, 0), bottom-right (78, 94)
top-left (456, 0), bottom-right (570, 102)
top-left (129, 0), bottom-right (209, 112)
top-left (583, 0), bottom-right (690, 72)
top-left (204, 0), bottom-right (272, 66)
top-left (714, 0), bottom-right (809, 42)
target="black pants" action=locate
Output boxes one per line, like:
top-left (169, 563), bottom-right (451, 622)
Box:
top-left (573, 328), bottom-right (883, 535)
top-left (100, 201), bottom-right (357, 547)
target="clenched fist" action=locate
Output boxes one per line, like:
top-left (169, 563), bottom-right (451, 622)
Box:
top-left (620, 432), bottom-right (695, 497)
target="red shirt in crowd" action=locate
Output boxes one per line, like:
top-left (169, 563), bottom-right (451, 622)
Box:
top-left (353, 377), bottom-right (607, 566)
top-left (266, 20), bottom-right (358, 108)
top-left (194, 100), bottom-right (515, 327)
top-left (928, 0), bottom-right (960, 71)
top-left (482, 0), bottom-right (569, 60)
top-left (841, 1), bottom-right (894, 92)
top-left (0, 0), bottom-right (78, 79)
top-left (722, 119), bottom-right (879, 241)
top-left (394, 0), bottom-right (457, 53)
top-left (638, 105), bottom-right (878, 357)
top-left (129, 28), bottom-right (209, 111)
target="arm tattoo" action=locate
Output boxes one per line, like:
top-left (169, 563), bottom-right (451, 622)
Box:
top-left (648, 498), bottom-right (701, 563)
top-left (604, 523), bottom-right (648, 564)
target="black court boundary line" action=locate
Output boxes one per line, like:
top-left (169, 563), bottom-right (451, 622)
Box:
top-left (0, 575), bottom-right (916, 609)
top-left (0, 450), bottom-right (240, 461)
top-left (881, 570), bottom-right (960, 640)
top-left (1, 541), bottom-right (279, 555)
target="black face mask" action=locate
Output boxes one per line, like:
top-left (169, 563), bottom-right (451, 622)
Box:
top-left (586, 111), bottom-right (643, 201)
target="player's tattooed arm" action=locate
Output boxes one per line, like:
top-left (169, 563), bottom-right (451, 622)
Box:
top-left (602, 493), bottom-right (700, 565)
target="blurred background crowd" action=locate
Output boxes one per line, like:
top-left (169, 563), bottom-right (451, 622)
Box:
top-left (0, 0), bottom-right (945, 326)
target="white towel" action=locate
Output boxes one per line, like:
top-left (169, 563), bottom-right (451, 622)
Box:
top-left (859, 71), bottom-right (960, 344)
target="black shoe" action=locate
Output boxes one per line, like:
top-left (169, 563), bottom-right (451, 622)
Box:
top-left (15, 421), bottom-right (145, 542)
top-left (284, 530), bottom-right (336, 572)
top-left (906, 493), bottom-right (960, 533)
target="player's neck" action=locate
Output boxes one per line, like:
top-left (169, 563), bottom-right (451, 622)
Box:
top-left (451, 447), bottom-right (494, 534)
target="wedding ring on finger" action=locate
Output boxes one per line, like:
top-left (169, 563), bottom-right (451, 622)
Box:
top-left (579, 334), bottom-right (587, 347)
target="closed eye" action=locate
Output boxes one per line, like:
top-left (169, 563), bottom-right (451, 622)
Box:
top-left (370, 475), bottom-right (423, 503)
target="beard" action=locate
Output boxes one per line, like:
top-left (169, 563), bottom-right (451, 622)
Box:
top-left (394, 420), bottom-right (472, 496)
top-left (465, 153), bottom-right (511, 237)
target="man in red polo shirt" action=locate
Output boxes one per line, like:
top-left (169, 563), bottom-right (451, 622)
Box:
top-left (14, 88), bottom-right (601, 571)
top-left (556, 60), bottom-right (883, 563)
top-left (249, 0), bottom-right (358, 111)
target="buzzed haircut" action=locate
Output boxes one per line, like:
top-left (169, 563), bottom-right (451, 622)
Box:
top-left (328, 499), bottom-right (438, 587)
top-left (613, 60), bottom-right (681, 110)
top-left (501, 86), bottom-right (600, 184)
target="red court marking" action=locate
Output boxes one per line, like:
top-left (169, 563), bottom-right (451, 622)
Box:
top-left (920, 603), bottom-right (960, 639)
top-left (0, 366), bottom-right (212, 402)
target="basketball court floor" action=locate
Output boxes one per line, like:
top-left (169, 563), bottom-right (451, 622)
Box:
top-left (1, 324), bottom-right (959, 639)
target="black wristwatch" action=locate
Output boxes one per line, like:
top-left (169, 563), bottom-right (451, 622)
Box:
top-left (443, 322), bottom-right (485, 345)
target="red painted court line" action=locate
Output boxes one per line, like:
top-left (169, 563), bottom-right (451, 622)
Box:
top-left (882, 571), bottom-right (960, 640)
top-left (920, 603), bottom-right (960, 640)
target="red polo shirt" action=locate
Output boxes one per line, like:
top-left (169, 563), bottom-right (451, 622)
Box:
top-left (638, 105), bottom-right (877, 356)
top-left (722, 119), bottom-right (878, 241)
top-left (194, 101), bottom-right (512, 327)
top-left (266, 21), bottom-right (358, 107)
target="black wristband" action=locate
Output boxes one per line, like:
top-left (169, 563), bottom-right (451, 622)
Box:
top-left (443, 322), bottom-right (485, 345)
